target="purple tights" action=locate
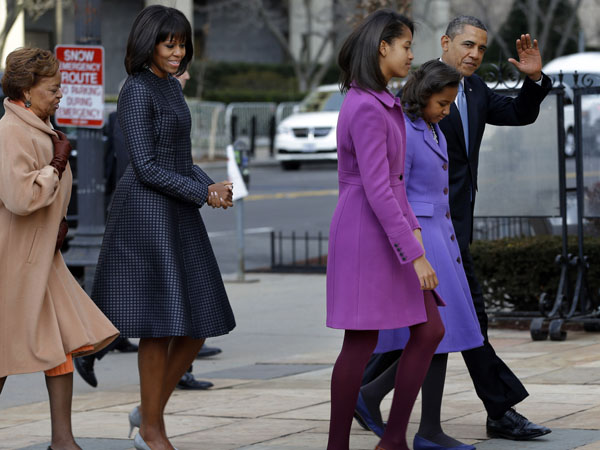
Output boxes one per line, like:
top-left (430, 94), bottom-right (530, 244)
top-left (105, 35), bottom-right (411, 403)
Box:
top-left (327, 291), bottom-right (444, 450)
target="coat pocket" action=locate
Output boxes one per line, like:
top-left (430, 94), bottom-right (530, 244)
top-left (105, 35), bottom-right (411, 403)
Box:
top-left (409, 201), bottom-right (434, 217)
top-left (26, 227), bottom-right (43, 264)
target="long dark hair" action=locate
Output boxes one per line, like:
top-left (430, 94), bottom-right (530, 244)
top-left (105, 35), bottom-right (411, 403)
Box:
top-left (338, 9), bottom-right (414, 93)
top-left (124, 5), bottom-right (193, 76)
top-left (401, 60), bottom-right (461, 121)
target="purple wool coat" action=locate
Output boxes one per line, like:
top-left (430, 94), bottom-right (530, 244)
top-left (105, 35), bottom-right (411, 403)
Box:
top-left (375, 117), bottom-right (483, 353)
top-left (326, 87), bottom-right (444, 330)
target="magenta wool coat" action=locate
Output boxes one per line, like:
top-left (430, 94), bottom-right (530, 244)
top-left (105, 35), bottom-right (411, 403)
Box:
top-left (326, 87), bottom-right (444, 330)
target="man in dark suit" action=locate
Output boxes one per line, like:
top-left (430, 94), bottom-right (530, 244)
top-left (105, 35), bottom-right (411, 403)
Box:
top-left (440, 15), bottom-right (552, 440)
top-left (358, 15), bottom-right (553, 441)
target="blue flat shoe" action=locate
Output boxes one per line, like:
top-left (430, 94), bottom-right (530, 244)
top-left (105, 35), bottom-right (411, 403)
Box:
top-left (354, 392), bottom-right (385, 437)
top-left (413, 434), bottom-right (476, 450)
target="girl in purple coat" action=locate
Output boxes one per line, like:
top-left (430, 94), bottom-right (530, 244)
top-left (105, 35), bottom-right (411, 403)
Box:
top-left (356, 61), bottom-right (484, 450)
top-left (326, 11), bottom-right (445, 450)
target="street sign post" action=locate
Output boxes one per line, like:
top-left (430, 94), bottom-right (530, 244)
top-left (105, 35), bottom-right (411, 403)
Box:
top-left (58, 0), bottom-right (105, 293)
top-left (54, 45), bottom-right (104, 129)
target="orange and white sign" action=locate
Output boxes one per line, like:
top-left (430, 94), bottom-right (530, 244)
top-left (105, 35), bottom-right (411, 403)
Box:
top-left (54, 45), bottom-right (104, 128)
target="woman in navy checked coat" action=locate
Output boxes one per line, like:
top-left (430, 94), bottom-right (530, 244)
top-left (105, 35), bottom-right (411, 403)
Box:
top-left (91, 6), bottom-right (235, 449)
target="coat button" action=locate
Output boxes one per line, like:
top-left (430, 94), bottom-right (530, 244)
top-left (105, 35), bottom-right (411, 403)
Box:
top-left (443, 187), bottom-right (448, 195)
top-left (450, 234), bottom-right (455, 241)
top-left (442, 163), bottom-right (448, 171)
top-left (398, 174), bottom-right (403, 181)
top-left (402, 257), bottom-right (406, 261)
top-left (446, 211), bottom-right (450, 219)
top-left (456, 257), bottom-right (461, 264)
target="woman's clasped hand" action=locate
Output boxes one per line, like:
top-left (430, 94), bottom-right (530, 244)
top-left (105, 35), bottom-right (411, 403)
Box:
top-left (207, 181), bottom-right (234, 209)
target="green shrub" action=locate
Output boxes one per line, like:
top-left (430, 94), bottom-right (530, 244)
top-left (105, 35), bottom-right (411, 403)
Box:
top-left (471, 235), bottom-right (600, 312)
top-left (185, 61), bottom-right (338, 103)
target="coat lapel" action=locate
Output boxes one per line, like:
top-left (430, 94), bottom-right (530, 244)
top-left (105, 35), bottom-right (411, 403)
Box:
top-left (410, 118), bottom-right (448, 162)
top-left (448, 102), bottom-right (468, 157)
top-left (464, 77), bottom-right (477, 159)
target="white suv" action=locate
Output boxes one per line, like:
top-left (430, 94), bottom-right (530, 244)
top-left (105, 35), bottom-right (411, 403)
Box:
top-left (543, 52), bottom-right (600, 156)
top-left (275, 84), bottom-right (344, 170)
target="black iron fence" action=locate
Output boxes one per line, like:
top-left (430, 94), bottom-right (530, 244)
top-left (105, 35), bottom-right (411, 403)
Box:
top-left (269, 217), bottom-right (544, 274)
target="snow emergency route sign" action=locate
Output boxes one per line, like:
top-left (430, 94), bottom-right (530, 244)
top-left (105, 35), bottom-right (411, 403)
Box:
top-left (55, 45), bottom-right (104, 128)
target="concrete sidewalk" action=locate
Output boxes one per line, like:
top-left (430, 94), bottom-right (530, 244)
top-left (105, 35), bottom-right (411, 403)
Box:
top-left (2, 274), bottom-right (600, 449)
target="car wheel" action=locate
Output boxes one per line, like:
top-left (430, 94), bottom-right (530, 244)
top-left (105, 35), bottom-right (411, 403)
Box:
top-left (565, 129), bottom-right (575, 157)
top-left (281, 161), bottom-right (301, 171)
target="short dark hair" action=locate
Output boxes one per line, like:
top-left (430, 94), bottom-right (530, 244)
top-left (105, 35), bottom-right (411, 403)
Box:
top-left (402, 60), bottom-right (461, 121)
top-left (445, 15), bottom-right (487, 39)
top-left (338, 9), bottom-right (414, 93)
top-left (124, 5), bottom-right (193, 76)
top-left (1, 47), bottom-right (59, 101)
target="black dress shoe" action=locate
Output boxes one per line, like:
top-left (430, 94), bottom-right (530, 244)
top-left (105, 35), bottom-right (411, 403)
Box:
top-left (176, 372), bottom-right (214, 390)
top-left (113, 337), bottom-right (139, 353)
top-left (196, 345), bottom-right (222, 358)
top-left (486, 408), bottom-right (551, 440)
top-left (74, 355), bottom-right (98, 388)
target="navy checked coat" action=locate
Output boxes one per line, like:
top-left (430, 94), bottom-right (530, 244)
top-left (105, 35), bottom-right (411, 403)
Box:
top-left (92, 70), bottom-right (236, 339)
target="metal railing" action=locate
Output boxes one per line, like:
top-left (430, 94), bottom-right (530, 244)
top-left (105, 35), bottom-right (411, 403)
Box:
top-left (268, 217), bottom-right (544, 274)
top-left (270, 231), bottom-right (328, 273)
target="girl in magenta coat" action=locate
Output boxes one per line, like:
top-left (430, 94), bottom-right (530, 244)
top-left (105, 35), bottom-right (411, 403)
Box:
top-left (326, 10), bottom-right (445, 450)
top-left (357, 61), bottom-right (482, 450)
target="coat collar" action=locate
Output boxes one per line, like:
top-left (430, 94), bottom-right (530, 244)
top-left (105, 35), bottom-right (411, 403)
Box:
top-left (350, 83), bottom-right (401, 109)
top-left (407, 117), bottom-right (448, 161)
top-left (3, 98), bottom-right (57, 137)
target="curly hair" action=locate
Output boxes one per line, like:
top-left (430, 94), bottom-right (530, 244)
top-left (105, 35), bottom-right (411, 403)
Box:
top-left (1, 47), bottom-right (59, 101)
top-left (401, 60), bottom-right (461, 121)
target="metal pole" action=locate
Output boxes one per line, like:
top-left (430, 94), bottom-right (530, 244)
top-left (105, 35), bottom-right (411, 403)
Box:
top-left (235, 198), bottom-right (245, 281)
top-left (62, 0), bottom-right (104, 293)
top-left (55, 0), bottom-right (63, 45)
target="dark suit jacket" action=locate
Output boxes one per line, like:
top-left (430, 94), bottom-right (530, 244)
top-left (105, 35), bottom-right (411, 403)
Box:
top-left (439, 73), bottom-right (552, 251)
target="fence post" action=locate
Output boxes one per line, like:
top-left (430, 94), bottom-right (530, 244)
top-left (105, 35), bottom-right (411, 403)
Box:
top-left (269, 115), bottom-right (276, 157)
top-left (250, 116), bottom-right (256, 157)
top-left (270, 231), bottom-right (275, 269)
top-left (207, 104), bottom-right (222, 161)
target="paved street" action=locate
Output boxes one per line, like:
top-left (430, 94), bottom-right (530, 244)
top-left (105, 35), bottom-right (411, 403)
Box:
top-left (199, 157), bottom-right (338, 274)
top-left (2, 273), bottom-right (600, 449)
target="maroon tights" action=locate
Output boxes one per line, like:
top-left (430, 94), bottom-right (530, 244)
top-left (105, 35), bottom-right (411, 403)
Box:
top-left (327, 291), bottom-right (444, 450)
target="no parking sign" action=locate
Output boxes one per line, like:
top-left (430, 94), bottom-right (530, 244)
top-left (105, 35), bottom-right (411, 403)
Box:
top-left (54, 45), bottom-right (104, 128)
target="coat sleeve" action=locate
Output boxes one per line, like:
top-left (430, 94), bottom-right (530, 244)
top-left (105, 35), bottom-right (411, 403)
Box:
top-left (0, 125), bottom-right (59, 216)
top-left (484, 73), bottom-right (552, 126)
top-left (191, 165), bottom-right (215, 187)
top-left (349, 103), bottom-right (424, 264)
top-left (402, 119), bottom-right (421, 231)
top-left (118, 81), bottom-right (209, 207)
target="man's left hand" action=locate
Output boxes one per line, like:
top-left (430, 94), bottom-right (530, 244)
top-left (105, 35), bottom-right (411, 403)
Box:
top-left (508, 33), bottom-right (543, 81)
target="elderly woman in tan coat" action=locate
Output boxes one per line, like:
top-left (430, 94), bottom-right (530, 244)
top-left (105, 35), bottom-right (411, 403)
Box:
top-left (0, 48), bottom-right (118, 450)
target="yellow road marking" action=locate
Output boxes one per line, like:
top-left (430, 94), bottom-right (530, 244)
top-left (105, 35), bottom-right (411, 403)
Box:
top-left (566, 171), bottom-right (600, 179)
top-left (246, 189), bottom-right (339, 201)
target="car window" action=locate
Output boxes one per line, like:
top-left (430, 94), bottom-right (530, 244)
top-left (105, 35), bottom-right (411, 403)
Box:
top-left (299, 90), bottom-right (345, 113)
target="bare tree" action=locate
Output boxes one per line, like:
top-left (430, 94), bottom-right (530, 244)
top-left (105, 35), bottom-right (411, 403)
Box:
top-left (0, 0), bottom-right (56, 60)
top-left (472, 0), bottom-right (588, 63)
top-left (251, 0), bottom-right (339, 92)
top-left (193, 0), bottom-right (436, 93)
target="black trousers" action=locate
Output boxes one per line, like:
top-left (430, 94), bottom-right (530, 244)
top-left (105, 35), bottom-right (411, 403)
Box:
top-left (362, 246), bottom-right (528, 418)
top-left (90, 336), bottom-right (126, 361)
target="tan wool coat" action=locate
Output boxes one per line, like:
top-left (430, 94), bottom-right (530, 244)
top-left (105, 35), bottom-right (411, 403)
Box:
top-left (0, 98), bottom-right (119, 377)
